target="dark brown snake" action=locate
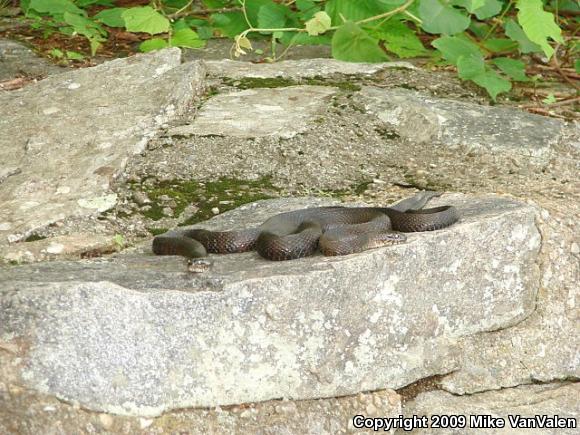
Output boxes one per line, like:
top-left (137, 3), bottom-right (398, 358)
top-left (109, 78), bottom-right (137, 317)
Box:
top-left (152, 191), bottom-right (459, 261)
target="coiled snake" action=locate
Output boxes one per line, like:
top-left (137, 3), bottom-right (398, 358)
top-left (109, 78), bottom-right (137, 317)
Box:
top-left (152, 191), bottom-right (459, 261)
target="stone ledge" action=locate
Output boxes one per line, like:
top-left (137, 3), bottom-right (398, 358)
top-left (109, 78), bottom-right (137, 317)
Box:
top-left (0, 194), bottom-right (541, 416)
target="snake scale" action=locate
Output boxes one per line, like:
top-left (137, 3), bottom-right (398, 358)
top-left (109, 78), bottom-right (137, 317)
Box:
top-left (152, 191), bottom-right (459, 261)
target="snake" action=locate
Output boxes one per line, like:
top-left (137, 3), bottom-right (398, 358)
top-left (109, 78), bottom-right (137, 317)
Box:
top-left (152, 191), bottom-right (459, 261)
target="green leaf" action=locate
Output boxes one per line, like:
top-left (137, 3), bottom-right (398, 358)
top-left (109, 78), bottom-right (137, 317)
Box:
top-left (122, 6), bottom-right (170, 35)
top-left (456, 54), bottom-right (485, 79)
top-left (483, 38), bottom-right (518, 53)
top-left (63, 11), bottom-right (106, 54)
top-left (457, 55), bottom-right (512, 100)
top-left (492, 57), bottom-right (529, 81)
top-left (170, 28), bottom-right (206, 49)
top-left (471, 70), bottom-right (511, 101)
top-left (63, 11), bottom-right (106, 37)
top-left (332, 21), bottom-right (388, 62)
top-left (452, 0), bottom-right (485, 13)
top-left (211, 12), bottom-right (249, 37)
top-left (296, 0), bottom-right (321, 20)
top-left (468, 21), bottom-right (491, 38)
top-left (279, 31), bottom-right (333, 46)
top-left (432, 36), bottom-right (483, 64)
top-left (139, 38), bottom-right (169, 52)
top-left (29, 0), bottom-right (83, 16)
top-left (419, 0), bottom-right (470, 35)
top-left (325, 0), bottom-right (388, 25)
top-left (244, 0), bottom-right (273, 27)
top-left (504, 19), bottom-right (542, 54)
top-left (575, 59), bottom-right (580, 74)
top-left (93, 8), bottom-right (127, 28)
top-left (542, 94), bottom-right (556, 104)
top-left (305, 11), bottom-right (331, 36)
top-left (257, 2), bottom-right (289, 29)
top-left (516, 0), bottom-right (563, 58)
top-left (65, 50), bottom-right (84, 60)
top-left (366, 19), bottom-right (427, 58)
top-left (76, 0), bottom-right (113, 6)
top-left (49, 48), bottom-right (64, 58)
top-left (473, 0), bottom-right (502, 19)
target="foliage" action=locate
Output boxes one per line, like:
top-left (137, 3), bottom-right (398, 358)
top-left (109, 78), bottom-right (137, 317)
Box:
top-left (21, 0), bottom-right (577, 101)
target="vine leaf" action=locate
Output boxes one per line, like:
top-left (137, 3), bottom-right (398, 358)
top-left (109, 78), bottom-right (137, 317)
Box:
top-left (257, 2), bottom-right (289, 29)
top-left (457, 55), bottom-right (511, 100)
top-left (29, 0), bottom-right (84, 16)
top-left (366, 19), bottom-right (427, 58)
top-left (170, 28), bottom-right (206, 49)
top-left (139, 38), bottom-right (168, 53)
top-left (325, 0), bottom-right (387, 25)
top-left (432, 36), bottom-right (483, 63)
top-left (504, 19), bottom-right (542, 53)
top-left (419, 0), bottom-right (470, 35)
top-left (516, 0), bottom-right (562, 58)
top-left (305, 11), bottom-right (331, 36)
top-left (93, 8), bottom-right (127, 28)
top-left (492, 57), bottom-right (529, 81)
top-left (332, 21), bottom-right (388, 62)
top-left (122, 6), bottom-right (170, 35)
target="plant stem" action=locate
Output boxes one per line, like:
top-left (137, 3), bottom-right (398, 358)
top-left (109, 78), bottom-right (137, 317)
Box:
top-left (483, 0), bottom-right (514, 41)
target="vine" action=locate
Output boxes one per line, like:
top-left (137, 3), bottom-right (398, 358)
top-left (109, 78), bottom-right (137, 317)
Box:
top-left (13, 0), bottom-right (580, 101)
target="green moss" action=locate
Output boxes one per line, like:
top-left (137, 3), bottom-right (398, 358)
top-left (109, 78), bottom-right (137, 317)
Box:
top-left (24, 234), bottom-right (46, 242)
top-left (304, 77), bottom-right (361, 92)
top-left (223, 77), bottom-right (297, 89)
top-left (148, 227), bottom-right (168, 236)
top-left (221, 76), bottom-right (362, 92)
top-left (137, 176), bottom-right (279, 226)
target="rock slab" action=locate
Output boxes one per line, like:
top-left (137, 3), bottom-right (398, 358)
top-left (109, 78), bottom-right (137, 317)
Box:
top-left (0, 194), bottom-right (541, 416)
top-left (167, 85), bottom-right (336, 138)
top-left (0, 48), bottom-right (205, 244)
top-left (359, 87), bottom-right (565, 160)
top-left (404, 382), bottom-right (579, 434)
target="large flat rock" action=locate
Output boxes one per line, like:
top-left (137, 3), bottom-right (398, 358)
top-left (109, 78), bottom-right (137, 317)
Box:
top-left (167, 85), bottom-right (336, 138)
top-left (0, 39), bottom-right (64, 81)
top-left (359, 87), bottom-right (565, 160)
top-left (404, 382), bottom-right (579, 434)
top-left (205, 58), bottom-right (414, 79)
top-left (0, 49), bottom-right (205, 244)
top-left (0, 194), bottom-right (541, 416)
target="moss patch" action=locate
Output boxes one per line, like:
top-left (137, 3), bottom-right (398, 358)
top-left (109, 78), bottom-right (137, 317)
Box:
top-left (221, 76), bottom-right (362, 92)
top-left (24, 234), bottom-right (47, 242)
top-left (139, 176), bottom-right (279, 229)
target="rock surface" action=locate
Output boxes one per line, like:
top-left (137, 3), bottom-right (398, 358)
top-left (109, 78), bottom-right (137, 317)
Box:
top-left (0, 39), bottom-right (65, 81)
top-left (0, 195), bottom-right (541, 416)
top-left (0, 384), bottom-right (401, 435)
top-left (167, 85), bottom-right (336, 138)
top-left (0, 48), bottom-right (204, 244)
top-left (404, 382), bottom-right (579, 434)
top-left (359, 87), bottom-right (565, 160)
top-left (1, 49), bottom-right (578, 433)
top-left (205, 58), bottom-right (414, 79)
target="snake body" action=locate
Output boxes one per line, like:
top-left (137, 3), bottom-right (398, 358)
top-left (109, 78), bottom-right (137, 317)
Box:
top-left (152, 191), bottom-right (459, 261)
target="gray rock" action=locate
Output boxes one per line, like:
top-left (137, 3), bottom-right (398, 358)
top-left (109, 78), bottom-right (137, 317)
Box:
top-left (438, 204), bottom-right (580, 394)
top-left (0, 194), bottom-right (541, 416)
top-left (0, 384), bottom-right (401, 435)
top-left (0, 48), bottom-right (205, 244)
top-left (403, 383), bottom-right (579, 434)
top-left (0, 39), bottom-right (64, 81)
top-left (1, 233), bottom-right (120, 263)
top-left (359, 87), bottom-right (565, 160)
top-left (166, 85), bottom-right (336, 138)
top-left (205, 58), bottom-right (414, 80)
